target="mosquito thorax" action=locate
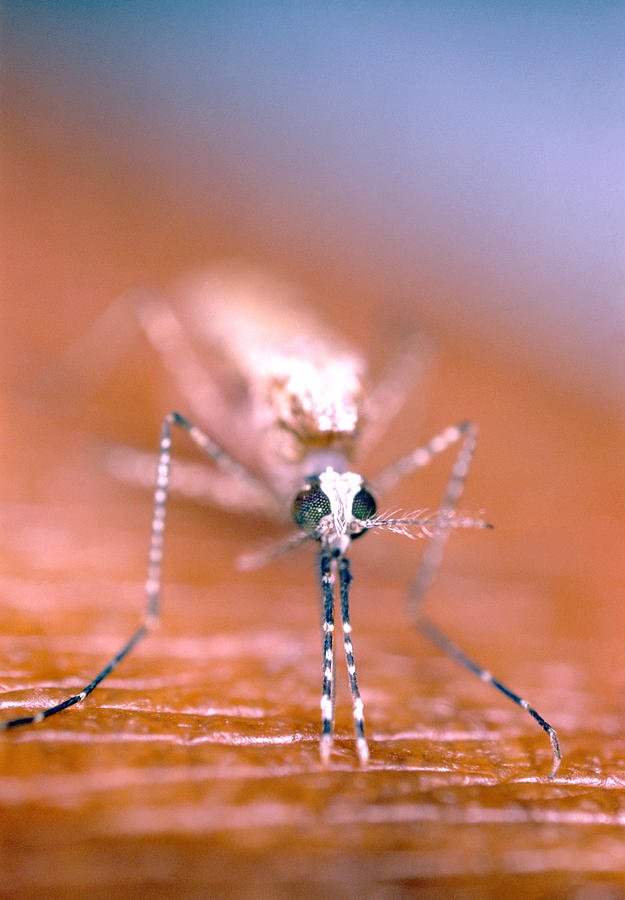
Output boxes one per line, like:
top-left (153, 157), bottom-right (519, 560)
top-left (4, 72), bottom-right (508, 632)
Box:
top-left (291, 466), bottom-right (377, 551)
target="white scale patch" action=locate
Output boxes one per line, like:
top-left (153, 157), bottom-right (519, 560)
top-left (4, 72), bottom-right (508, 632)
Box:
top-left (318, 468), bottom-right (364, 537)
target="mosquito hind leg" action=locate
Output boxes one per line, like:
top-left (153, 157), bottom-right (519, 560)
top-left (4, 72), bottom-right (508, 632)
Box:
top-left (358, 332), bottom-right (433, 458)
top-left (0, 410), bottom-right (264, 731)
top-left (388, 420), bottom-right (561, 778)
top-left (104, 443), bottom-right (279, 516)
top-left (135, 297), bottom-right (234, 430)
top-left (417, 617), bottom-right (562, 779)
top-left (0, 412), bottom-right (181, 730)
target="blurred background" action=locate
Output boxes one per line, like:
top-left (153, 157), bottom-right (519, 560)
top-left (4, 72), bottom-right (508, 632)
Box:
top-left (3, 4), bottom-right (625, 897)
top-left (4, 0), bottom-right (624, 412)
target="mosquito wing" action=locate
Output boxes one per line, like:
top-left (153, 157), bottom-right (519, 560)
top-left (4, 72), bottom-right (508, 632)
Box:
top-left (172, 264), bottom-right (368, 493)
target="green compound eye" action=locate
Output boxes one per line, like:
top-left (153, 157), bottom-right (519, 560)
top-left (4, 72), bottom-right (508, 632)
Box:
top-left (351, 488), bottom-right (376, 521)
top-left (292, 488), bottom-right (332, 533)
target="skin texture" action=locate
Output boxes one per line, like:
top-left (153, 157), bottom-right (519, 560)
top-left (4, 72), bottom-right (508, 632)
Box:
top-left (2, 107), bottom-right (625, 899)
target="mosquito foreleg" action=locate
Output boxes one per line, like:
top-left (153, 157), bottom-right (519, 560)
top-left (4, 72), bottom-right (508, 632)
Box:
top-left (338, 556), bottom-right (369, 764)
top-left (318, 549), bottom-right (336, 764)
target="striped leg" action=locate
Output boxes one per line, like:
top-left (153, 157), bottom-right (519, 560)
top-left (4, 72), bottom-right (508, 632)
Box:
top-left (0, 625), bottom-right (150, 731)
top-left (373, 420), bottom-right (479, 617)
top-left (67, 291), bottom-right (276, 510)
top-left (358, 332), bottom-right (432, 458)
top-left (406, 421), bottom-right (478, 610)
top-left (0, 411), bottom-right (251, 731)
top-left (390, 422), bottom-right (562, 778)
top-left (318, 550), bottom-right (336, 763)
top-left (338, 556), bottom-right (369, 764)
top-left (418, 618), bottom-right (562, 778)
top-left (65, 290), bottom-right (226, 415)
top-left (372, 420), bottom-right (476, 497)
top-left (104, 444), bottom-right (279, 517)
top-left (137, 299), bottom-right (234, 432)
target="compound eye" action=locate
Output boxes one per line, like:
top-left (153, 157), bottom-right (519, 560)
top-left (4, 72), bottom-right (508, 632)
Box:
top-left (351, 488), bottom-right (376, 521)
top-left (292, 488), bottom-right (332, 533)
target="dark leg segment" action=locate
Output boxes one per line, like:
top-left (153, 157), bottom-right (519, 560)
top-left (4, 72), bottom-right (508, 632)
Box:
top-left (397, 421), bottom-right (561, 777)
top-left (338, 556), bottom-right (369, 764)
top-left (0, 411), bottom-right (244, 731)
top-left (318, 550), bottom-right (335, 763)
top-left (417, 617), bottom-right (562, 778)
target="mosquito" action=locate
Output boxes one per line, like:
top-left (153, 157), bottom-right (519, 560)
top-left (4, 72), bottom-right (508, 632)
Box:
top-left (0, 264), bottom-right (561, 777)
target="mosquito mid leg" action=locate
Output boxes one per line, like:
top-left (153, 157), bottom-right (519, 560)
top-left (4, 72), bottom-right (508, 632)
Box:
top-left (318, 549), bottom-right (336, 764)
top-left (338, 556), bottom-right (369, 764)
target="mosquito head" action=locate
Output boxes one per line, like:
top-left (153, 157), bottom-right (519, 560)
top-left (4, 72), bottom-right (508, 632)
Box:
top-left (291, 467), bottom-right (377, 553)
